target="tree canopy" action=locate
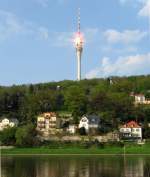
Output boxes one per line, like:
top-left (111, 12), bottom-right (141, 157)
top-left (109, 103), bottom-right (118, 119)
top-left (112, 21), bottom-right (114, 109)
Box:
top-left (0, 75), bottom-right (150, 126)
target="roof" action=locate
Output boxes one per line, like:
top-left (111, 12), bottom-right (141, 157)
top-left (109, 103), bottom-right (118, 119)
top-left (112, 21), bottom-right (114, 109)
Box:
top-left (10, 119), bottom-right (19, 124)
top-left (122, 121), bottom-right (141, 128)
top-left (42, 112), bottom-right (57, 117)
top-left (85, 115), bottom-right (100, 125)
top-left (135, 94), bottom-right (145, 97)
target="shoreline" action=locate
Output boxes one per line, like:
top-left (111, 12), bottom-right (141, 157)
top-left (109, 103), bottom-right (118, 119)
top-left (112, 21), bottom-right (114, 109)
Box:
top-left (2, 153), bottom-right (150, 156)
top-left (1, 145), bottom-right (150, 156)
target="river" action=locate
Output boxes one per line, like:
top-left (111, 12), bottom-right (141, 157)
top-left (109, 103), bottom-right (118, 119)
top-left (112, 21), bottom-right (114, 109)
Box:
top-left (1, 155), bottom-right (150, 177)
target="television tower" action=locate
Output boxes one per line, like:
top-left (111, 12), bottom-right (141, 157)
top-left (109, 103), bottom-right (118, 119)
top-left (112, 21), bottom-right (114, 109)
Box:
top-left (74, 8), bottom-right (84, 81)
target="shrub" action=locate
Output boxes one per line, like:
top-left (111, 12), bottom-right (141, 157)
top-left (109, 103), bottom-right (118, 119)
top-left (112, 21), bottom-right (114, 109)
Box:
top-left (15, 124), bottom-right (37, 147)
top-left (107, 141), bottom-right (124, 147)
top-left (0, 127), bottom-right (17, 145)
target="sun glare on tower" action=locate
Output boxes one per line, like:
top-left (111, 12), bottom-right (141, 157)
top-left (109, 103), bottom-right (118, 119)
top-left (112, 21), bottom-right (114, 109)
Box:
top-left (74, 32), bottom-right (84, 47)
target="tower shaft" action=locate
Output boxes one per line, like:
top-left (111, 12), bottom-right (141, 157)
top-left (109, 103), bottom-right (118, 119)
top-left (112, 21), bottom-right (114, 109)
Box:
top-left (76, 48), bottom-right (82, 81)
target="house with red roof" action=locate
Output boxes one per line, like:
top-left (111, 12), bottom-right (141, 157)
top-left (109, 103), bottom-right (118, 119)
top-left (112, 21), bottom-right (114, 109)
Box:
top-left (119, 121), bottom-right (142, 140)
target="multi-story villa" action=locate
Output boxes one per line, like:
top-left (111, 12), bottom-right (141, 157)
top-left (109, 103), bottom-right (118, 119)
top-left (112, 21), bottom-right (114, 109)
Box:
top-left (37, 112), bottom-right (61, 135)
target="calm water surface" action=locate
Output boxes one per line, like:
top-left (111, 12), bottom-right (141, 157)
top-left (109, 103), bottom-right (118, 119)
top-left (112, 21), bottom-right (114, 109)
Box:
top-left (1, 156), bottom-right (150, 177)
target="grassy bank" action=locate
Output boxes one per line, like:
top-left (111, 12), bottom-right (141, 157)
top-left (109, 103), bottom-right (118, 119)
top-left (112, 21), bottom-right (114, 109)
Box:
top-left (1, 143), bottom-right (150, 155)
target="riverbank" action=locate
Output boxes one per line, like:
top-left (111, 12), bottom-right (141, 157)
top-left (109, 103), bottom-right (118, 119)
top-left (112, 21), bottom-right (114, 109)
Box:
top-left (1, 144), bottom-right (150, 155)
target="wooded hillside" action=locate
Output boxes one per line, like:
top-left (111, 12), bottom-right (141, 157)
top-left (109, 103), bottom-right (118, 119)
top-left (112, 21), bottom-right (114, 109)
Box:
top-left (0, 75), bottom-right (150, 126)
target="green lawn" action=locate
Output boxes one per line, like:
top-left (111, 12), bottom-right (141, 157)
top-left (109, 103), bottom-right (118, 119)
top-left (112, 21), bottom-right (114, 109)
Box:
top-left (1, 144), bottom-right (150, 155)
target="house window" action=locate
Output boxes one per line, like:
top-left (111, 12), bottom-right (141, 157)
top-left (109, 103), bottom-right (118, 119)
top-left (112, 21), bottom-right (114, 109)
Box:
top-left (91, 119), bottom-right (95, 123)
top-left (136, 129), bottom-right (139, 132)
top-left (82, 118), bottom-right (87, 122)
top-left (45, 120), bottom-right (49, 124)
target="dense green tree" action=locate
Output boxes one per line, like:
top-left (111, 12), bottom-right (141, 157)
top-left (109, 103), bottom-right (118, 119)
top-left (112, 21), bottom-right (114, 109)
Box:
top-left (107, 92), bottom-right (134, 123)
top-left (0, 127), bottom-right (17, 145)
top-left (88, 85), bottom-right (108, 113)
top-left (64, 86), bottom-right (87, 123)
top-left (15, 124), bottom-right (37, 147)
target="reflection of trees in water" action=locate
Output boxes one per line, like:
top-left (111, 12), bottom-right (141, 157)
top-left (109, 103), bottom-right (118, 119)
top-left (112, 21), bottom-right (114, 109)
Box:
top-left (144, 161), bottom-right (150, 177)
top-left (123, 157), bottom-right (144, 177)
top-left (1, 156), bottom-right (37, 177)
top-left (2, 156), bottom-right (150, 177)
top-left (36, 157), bottom-right (123, 177)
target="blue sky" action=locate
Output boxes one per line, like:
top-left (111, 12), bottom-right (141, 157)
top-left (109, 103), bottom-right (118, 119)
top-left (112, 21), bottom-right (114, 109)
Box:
top-left (0, 0), bottom-right (150, 85)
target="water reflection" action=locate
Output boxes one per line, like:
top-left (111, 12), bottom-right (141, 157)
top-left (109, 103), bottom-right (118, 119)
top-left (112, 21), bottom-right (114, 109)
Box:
top-left (1, 156), bottom-right (150, 177)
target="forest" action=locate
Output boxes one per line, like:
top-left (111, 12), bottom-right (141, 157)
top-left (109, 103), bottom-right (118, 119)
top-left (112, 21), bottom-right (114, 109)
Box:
top-left (0, 75), bottom-right (150, 127)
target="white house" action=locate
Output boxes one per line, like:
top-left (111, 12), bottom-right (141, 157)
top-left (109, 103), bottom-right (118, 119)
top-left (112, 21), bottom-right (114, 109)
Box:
top-left (135, 94), bottom-right (145, 103)
top-left (67, 125), bottom-right (76, 134)
top-left (134, 94), bottom-right (150, 105)
top-left (79, 115), bottom-right (100, 133)
top-left (120, 121), bottom-right (142, 140)
top-left (0, 118), bottom-right (19, 131)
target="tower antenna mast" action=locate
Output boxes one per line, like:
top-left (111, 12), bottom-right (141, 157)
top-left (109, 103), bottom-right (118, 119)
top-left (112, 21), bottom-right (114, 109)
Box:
top-left (78, 8), bottom-right (81, 33)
